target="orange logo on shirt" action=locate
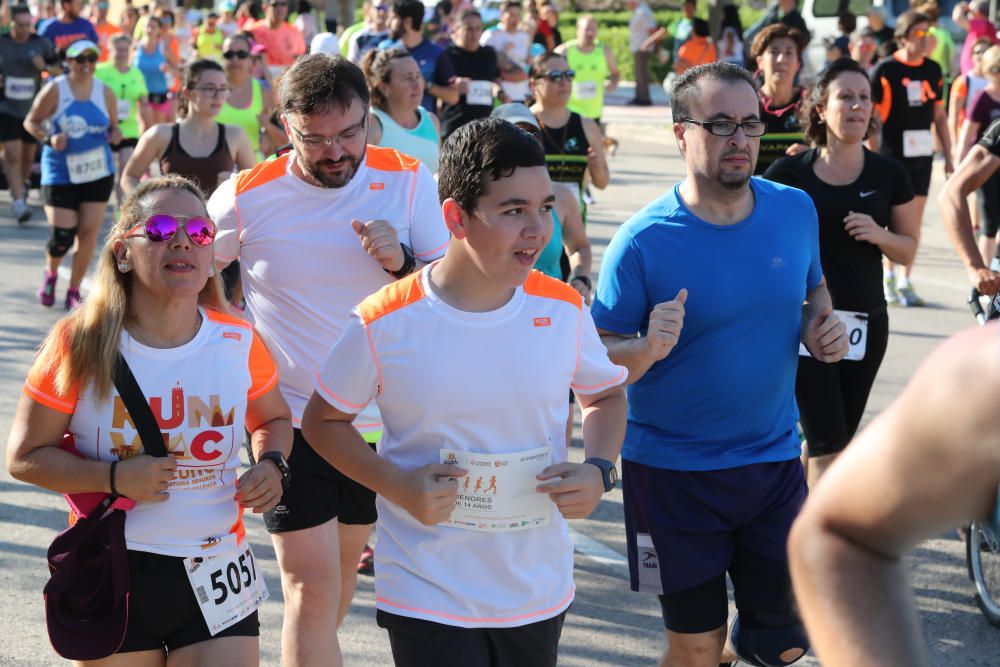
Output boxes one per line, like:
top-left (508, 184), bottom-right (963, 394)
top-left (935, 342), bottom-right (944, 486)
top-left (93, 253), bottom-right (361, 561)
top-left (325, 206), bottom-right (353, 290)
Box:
top-left (370, 182), bottom-right (385, 191)
top-left (223, 331), bottom-right (242, 341)
top-left (534, 317), bottom-right (551, 327)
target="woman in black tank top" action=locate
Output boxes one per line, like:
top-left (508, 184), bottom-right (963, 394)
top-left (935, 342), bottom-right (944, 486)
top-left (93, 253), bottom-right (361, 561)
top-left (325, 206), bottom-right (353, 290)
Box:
top-left (528, 52), bottom-right (609, 201)
top-left (122, 59), bottom-right (256, 198)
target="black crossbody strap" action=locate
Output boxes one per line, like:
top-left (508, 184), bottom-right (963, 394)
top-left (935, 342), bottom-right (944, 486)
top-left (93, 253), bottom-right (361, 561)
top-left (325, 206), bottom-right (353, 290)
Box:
top-left (112, 353), bottom-right (168, 459)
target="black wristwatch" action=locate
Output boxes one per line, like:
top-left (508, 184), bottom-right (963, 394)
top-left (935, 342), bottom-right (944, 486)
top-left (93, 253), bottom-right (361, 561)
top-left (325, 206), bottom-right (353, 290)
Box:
top-left (584, 457), bottom-right (618, 493)
top-left (385, 242), bottom-right (416, 279)
top-left (570, 275), bottom-right (592, 291)
top-left (259, 451), bottom-right (291, 488)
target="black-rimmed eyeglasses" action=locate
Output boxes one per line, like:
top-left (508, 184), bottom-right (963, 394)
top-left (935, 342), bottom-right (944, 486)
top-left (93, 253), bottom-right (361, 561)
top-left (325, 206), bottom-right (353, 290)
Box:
top-left (681, 118), bottom-right (766, 137)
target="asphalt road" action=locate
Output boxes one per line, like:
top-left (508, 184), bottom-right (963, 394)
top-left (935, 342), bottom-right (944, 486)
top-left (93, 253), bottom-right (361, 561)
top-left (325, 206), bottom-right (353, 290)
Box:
top-left (0, 90), bottom-right (998, 665)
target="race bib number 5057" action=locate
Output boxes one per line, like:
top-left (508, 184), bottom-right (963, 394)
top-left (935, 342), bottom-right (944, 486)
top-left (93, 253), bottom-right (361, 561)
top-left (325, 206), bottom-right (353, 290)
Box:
top-left (184, 543), bottom-right (268, 635)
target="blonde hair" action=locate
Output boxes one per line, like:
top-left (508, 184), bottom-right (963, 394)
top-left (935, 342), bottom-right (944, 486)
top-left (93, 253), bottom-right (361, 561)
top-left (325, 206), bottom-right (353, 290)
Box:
top-left (984, 45), bottom-right (1000, 73)
top-left (36, 175), bottom-right (227, 400)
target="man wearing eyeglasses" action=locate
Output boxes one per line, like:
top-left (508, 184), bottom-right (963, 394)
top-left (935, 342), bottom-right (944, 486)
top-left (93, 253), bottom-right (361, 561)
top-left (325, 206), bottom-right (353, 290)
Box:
top-left (345, 0), bottom-right (389, 64)
top-left (0, 4), bottom-right (55, 223)
top-left (592, 61), bottom-right (847, 667)
top-left (872, 10), bottom-right (953, 308)
top-left (249, 0), bottom-right (305, 73)
top-left (208, 53), bottom-right (449, 667)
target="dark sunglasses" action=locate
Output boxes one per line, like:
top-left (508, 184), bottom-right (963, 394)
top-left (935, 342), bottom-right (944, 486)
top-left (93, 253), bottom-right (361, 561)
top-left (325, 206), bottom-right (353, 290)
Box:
top-left (72, 53), bottom-right (99, 64)
top-left (126, 214), bottom-right (217, 246)
top-left (223, 49), bottom-right (251, 59)
top-left (535, 69), bottom-right (575, 82)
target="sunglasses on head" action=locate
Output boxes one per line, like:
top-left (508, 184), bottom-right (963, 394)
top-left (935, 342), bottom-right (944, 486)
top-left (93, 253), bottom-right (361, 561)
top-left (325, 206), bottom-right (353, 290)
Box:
top-left (536, 69), bottom-right (575, 82)
top-left (126, 214), bottom-right (217, 246)
top-left (72, 53), bottom-right (99, 64)
top-left (224, 49), bottom-right (250, 59)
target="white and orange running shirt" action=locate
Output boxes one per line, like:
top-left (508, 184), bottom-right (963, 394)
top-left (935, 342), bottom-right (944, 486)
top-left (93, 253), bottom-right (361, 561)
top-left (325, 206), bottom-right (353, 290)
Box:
top-left (23, 309), bottom-right (278, 558)
top-left (209, 146), bottom-right (449, 431)
top-left (315, 265), bottom-right (627, 627)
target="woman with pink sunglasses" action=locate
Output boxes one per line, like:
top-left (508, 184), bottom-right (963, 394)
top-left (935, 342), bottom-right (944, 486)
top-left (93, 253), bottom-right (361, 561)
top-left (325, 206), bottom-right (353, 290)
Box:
top-left (7, 174), bottom-right (292, 665)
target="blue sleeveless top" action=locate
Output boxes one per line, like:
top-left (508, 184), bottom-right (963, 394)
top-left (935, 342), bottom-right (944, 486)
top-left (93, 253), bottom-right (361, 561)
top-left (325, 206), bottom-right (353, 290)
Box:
top-left (535, 208), bottom-right (564, 280)
top-left (134, 41), bottom-right (168, 95)
top-left (41, 76), bottom-right (114, 186)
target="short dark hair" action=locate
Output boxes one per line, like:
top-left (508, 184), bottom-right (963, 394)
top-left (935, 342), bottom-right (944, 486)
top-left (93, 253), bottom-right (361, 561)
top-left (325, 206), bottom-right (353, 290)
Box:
top-left (750, 23), bottom-right (807, 59)
top-left (894, 10), bottom-right (930, 39)
top-left (500, 0), bottom-right (521, 13)
top-left (438, 118), bottom-right (547, 212)
top-left (801, 57), bottom-right (878, 147)
top-left (692, 18), bottom-right (709, 38)
top-left (457, 8), bottom-right (481, 23)
top-left (670, 61), bottom-right (758, 124)
top-left (392, 0), bottom-right (425, 31)
top-left (11, 3), bottom-right (31, 18)
top-left (838, 11), bottom-right (857, 33)
top-left (279, 53), bottom-right (370, 116)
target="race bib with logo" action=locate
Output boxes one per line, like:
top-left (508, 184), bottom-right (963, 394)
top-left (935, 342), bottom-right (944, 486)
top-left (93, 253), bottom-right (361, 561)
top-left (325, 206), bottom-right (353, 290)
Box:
top-left (500, 80), bottom-right (530, 102)
top-left (184, 542), bottom-right (268, 636)
top-left (116, 99), bottom-right (132, 122)
top-left (573, 80), bottom-right (599, 101)
top-left (66, 146), bottom-right (111, 184)
top-left (5, 76), bottom-right (36, 100)
top-left (466, 80), bottom-right (493, 106)
top-left (906, 79), bottom-right (925, 106)
top-left (799, 309), bottom-right (868, 361)
top-left (439, 446), bottom-right (552, 532)
top-left (902, 129), bottom-right (934, 157)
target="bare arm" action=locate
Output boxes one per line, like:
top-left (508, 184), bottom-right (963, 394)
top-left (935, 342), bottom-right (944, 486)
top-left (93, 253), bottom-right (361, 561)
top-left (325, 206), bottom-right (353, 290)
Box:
top-left (957, 117), bottom-right (980, 163)
top-left (605, 43), bottom-right (620, 93)
top-left (598, 287), bottom-right (688, 385)
top-left (582, 117), bottom-right (609, 189)
top-left (938, 145), bottom-right (1000, 292)
top-left (367, 113), bottom-right (383, 146)
top-left (934, 103), bottom-right (954, 174)
top-left (121, 124), bottom-right (170, 195)
top-left (801, 278), bottom-right (848, 362)
top-left (953, 1), bottom-right (971, 31)
top-left (789, 323), bottom-right (1000, 667)
top-left (428, 81), bottom-right (460, 106)
top-left (228, 125), bottom-right (257, 170)
top-left (557, 185), bottom-right (592, 300)
top-left (237, 384), bottom-right (293, 513)
top-left (23, 83), bottom-right (58, 142)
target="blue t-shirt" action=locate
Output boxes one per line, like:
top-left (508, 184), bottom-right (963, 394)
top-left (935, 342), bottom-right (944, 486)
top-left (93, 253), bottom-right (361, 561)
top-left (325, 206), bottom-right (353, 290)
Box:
top-left (38, 17), bottom-right (98, 53)
top-left (591, 177), bottom-right (823, 471)
top-left (379, 38), bottom-right (456, 111)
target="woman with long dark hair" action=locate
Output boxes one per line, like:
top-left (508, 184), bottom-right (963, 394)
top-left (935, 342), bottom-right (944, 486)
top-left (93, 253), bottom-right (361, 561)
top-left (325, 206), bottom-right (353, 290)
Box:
top-left (765, 58), bottom-right (919, 484)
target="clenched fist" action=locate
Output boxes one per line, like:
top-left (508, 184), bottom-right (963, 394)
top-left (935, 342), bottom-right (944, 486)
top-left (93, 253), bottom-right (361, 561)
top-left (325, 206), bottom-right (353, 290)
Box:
top-left (643, 288), bottom-right (687, 362)
top-left (352, 218), bottom-right (405, 273)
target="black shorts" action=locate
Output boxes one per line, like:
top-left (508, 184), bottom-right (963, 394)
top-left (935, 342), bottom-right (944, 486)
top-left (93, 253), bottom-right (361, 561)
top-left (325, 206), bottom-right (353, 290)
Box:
top-left (260, 427), bottom-right (377, 533)
top-left (796, 308), bottom-right (889, 457)
top-left (979, 169), bottom-right (1000, 238)
top-left (118, 550), bottom-right (259, 654)
top-left (898, 156), bottom-right (933, 197)
top-left (623, 458), bottom-right (806, 633)
top-left (148, 92), bottom-right (169, 104)
top-left (0, 112), bottom-right (35, 143)
top-left (111, 137), bottom-right (140, 152)
top-left (376, 609), bottom-right (566, 667)
top-left (42, 175), bottom-right (114, 210)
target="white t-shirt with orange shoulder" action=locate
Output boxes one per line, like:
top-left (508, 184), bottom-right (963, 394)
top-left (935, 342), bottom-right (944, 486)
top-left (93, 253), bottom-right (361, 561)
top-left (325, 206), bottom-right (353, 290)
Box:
top-left (314, 265), bottom-right (627, 628)
top-left (208, 146), bottom-right (450, 431)
top-left (23, 308), bottom-right (278, 558)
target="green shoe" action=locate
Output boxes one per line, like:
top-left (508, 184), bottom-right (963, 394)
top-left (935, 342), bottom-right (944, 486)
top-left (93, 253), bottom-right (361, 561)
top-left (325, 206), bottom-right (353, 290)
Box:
top-left (897, 283), bottom-right (925, 307)
top-left (883, 275), bottom-right (899, 304)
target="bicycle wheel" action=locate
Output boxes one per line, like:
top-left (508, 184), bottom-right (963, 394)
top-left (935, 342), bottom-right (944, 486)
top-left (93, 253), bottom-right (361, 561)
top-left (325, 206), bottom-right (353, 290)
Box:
top-left (969, 521), bottom-right (1000, 627)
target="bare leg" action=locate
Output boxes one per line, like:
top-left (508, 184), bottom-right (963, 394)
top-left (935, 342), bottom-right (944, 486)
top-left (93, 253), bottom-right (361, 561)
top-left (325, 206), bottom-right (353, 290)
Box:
top-left (807, 453), bottom-right (839, 488)
top-left (336, 521), bottom-right (372, 626)
top-left (71, 201), bottom-right (109, 290)
top-left (3, 139), bottom-right (25, 202)
top-left (271, 519), bottom-right (344, 667)
top-left (900, 195), bottom-right (927, 280)
top-left (74, 648), bottom-right (165, 666)
top-left (659, 626), bottom-right (727, 667)
top-left (168, 635), bottom-right (259, 667)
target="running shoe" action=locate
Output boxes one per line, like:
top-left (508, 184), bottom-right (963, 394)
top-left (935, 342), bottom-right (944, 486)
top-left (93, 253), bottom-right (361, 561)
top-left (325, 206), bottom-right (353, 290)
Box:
top-left (38, 270), bottom-right (57, 307)
top-left (65, 287), bottom-right (83, 311)
top-left (357, 544), bottom-right (374, 576)
top-left (12, 199), bottom-right (31, 224)
top-left (896, 283), bottom-right (925, 307)
top-left (883, 274), bottom-right (899, 305)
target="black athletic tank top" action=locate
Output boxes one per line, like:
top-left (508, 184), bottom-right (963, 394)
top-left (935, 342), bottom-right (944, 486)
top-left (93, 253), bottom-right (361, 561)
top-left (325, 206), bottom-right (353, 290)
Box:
top-left (160, 123), bottom-right (233, 196)
top-left (539, 111), bottom-right (590, 196)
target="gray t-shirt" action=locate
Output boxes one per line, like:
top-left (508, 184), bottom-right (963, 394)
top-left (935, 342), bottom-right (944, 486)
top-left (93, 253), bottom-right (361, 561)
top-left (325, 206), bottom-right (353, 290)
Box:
top-left (0, 34), bottom-right (54, 118)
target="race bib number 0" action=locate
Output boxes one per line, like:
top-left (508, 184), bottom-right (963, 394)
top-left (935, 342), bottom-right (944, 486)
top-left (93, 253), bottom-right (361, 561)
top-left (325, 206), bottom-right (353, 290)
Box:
top-left (902, 129), bottom-right (934, 157)
top-left (573, 80), bottom-right (599, 101)
top-left (185, 543), bottom-right (268, 636)
top-left (466, 80), bottom-right (493, 106)
top-left (116, 99), bottom-right (131, 122)
top-left (439, 446), bottom-right (552, 532)
top-left (5, 76), bottom-right (36, 100)
top-left (799, 309), bottom-right (868, 361)
top-left (66, 147), bottom-right (110, 184)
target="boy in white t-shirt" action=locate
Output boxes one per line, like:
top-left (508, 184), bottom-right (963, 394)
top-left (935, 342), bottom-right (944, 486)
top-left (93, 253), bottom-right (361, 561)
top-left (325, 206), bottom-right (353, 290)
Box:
top-left (300, 117), bottom-right (628, 666)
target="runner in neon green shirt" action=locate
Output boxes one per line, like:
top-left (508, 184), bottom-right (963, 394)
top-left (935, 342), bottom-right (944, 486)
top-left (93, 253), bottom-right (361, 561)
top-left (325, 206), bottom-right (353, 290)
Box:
top-left (557, 15), bottom-right (620, 124)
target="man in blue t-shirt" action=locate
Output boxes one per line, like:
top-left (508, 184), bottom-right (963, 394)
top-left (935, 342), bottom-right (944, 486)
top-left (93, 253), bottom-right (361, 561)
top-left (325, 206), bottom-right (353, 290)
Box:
top-left (38, 0), bottom-right (97, 56)
top-left (591, 61), bottom-right (848, 667)
top-left (380, 0), bottom-right (457, 112)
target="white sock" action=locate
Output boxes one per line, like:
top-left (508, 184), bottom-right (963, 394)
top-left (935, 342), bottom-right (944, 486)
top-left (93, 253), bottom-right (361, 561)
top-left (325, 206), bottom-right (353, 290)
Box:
top-left (883, 269), bottom-right (895, 280)
top-left (898, 276), bottom-right (911, 288)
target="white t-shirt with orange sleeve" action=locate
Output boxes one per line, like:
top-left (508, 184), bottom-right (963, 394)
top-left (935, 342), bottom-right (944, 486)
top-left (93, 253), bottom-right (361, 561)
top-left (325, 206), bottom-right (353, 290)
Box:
top-left (314, 265), bottom-right (627, 628)
top-left (208, 146), bottom-right (450, 431)
top-left (23, 309), bottom-right (279, 558)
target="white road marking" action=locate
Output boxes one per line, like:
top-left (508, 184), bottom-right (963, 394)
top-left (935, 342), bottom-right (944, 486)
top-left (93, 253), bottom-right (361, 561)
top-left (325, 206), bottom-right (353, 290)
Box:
top-left (569, 527), bottom-right (629, 573)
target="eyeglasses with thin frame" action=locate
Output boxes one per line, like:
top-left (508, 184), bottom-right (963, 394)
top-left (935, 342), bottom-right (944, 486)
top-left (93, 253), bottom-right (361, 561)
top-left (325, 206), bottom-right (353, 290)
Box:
top-left (288, 114), bottom-right (368, 150)
top-left (126, 214), bottom-right (217, 246)
top-left (681, 118), bottom-right (767, 137)
top-left (534, 69), bottom-right (575, 82)
top-left (191, 85), bottom-right (231, 97)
